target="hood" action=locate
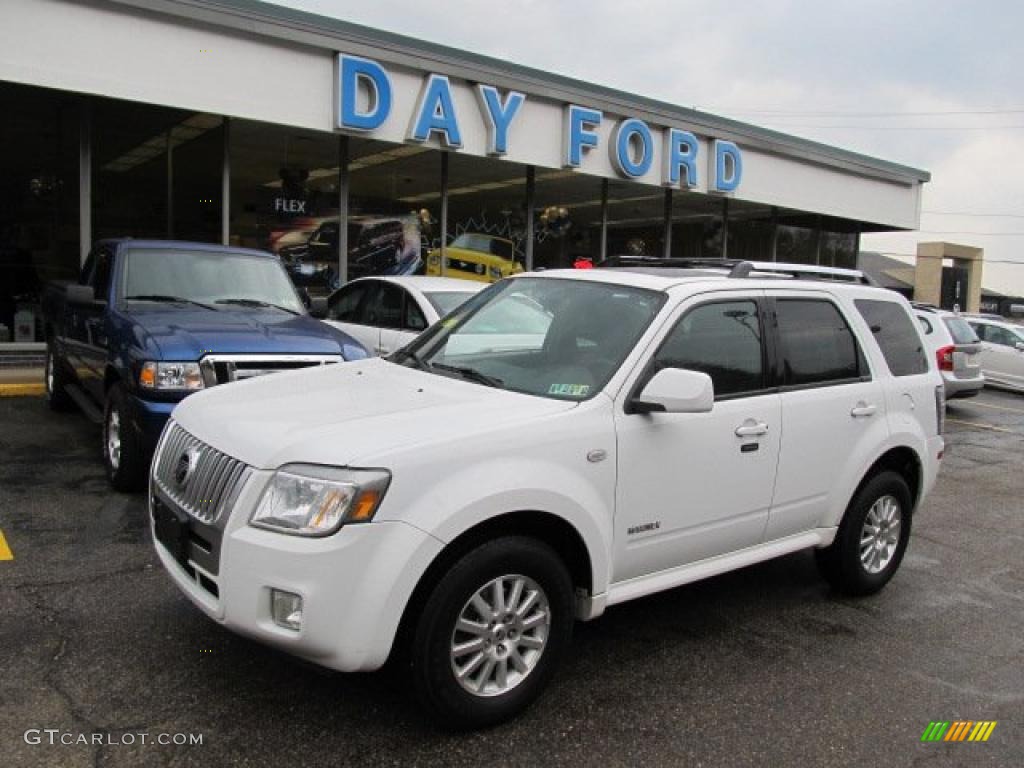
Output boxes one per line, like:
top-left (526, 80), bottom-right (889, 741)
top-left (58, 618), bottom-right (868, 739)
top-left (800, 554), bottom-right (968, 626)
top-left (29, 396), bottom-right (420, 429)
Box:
top-left (123, 304), bottom-right (365, 359)
top-left (171, 358), bottom-right (576, 469)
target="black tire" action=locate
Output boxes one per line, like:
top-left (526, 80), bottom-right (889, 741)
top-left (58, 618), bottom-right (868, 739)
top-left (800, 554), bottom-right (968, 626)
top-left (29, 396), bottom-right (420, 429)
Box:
top-left (411, 536), bottom-right (574, 730)
top-left (44, 345), bottom-right (74, 412)
top-left (103, 382), bottom-right (148, 492)
top-left (816, 470), bottom-right (913, 596)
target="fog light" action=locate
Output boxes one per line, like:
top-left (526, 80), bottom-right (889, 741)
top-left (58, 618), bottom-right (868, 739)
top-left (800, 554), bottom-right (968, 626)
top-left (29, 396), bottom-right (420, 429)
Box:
top-left (271, 589), bottom-right (303, 631)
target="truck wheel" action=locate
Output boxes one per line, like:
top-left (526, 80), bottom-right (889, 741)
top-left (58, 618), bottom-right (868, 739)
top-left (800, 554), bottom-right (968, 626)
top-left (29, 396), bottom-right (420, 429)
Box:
top-left (411, 536), bottom-right (574, 729)
top-left (45, 346), bottom-right (74, 412)
top-left (815, 471), bottom-right (913, 596)
top-left (103, 383), bottom-right (147, 492)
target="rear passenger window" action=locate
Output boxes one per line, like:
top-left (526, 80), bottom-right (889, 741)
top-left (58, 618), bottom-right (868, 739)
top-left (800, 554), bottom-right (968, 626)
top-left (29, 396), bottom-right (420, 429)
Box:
top-left (653, 300), bottom-right (764, 398)
top-left (776, 299), bottom-right (863, 387)
top-left (855, 299), bottom-right (929, 376)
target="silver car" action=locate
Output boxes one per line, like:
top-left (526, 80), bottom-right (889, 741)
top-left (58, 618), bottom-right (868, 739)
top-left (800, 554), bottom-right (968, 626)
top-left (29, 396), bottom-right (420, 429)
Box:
top-left (914, 305), bottom-right (984, 399)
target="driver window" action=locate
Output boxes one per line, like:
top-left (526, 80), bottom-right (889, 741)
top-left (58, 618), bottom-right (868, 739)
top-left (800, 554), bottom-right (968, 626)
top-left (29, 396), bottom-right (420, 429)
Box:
top-left (405, 294), bottom-right (428, 332)
top-left (653, 300), bottom-right (765, 398)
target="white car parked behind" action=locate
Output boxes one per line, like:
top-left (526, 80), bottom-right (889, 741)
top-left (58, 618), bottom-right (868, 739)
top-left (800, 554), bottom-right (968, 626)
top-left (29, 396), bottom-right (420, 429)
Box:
top-left (913, 304), bottom-right (984, 399)
top-left (321, 276), bottom-right (483, 356)
top-left (966, 317), bottom-right (1024, 392)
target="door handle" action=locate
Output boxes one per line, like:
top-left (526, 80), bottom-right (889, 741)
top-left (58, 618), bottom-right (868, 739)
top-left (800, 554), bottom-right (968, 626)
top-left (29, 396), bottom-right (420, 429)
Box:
top-left (850, 402), bottom-right (877, 418)
top-left (735, 421), bottom-right (769, 437)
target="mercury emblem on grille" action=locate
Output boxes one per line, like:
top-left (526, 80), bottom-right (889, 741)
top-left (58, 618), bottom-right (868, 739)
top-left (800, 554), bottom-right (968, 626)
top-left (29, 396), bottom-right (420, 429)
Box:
top-left (174, 447), bottom-right (201, 488)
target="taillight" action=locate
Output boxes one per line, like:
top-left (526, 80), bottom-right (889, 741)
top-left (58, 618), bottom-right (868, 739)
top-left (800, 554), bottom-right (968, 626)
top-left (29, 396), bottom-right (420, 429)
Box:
top-left (936, 345), bottom-right (955, 371)
top-left (935, 385), bottom-right (946, 434)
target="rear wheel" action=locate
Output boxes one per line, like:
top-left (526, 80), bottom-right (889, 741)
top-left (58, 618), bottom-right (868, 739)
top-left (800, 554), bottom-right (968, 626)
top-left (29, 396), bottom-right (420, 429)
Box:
top-left (411, 536), bottom-right (574, 729)
top-left (816, 470), bottom-right (912, 596)
top-left (103, 383), bottom-right (148, 492)
top-left (44, 345), bottom-right (74, 411)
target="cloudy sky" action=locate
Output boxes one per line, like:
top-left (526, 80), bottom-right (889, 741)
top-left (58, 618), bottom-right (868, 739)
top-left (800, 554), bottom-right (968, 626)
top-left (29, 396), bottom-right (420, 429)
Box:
top-left (272, 0), bottom-right (1024, 294)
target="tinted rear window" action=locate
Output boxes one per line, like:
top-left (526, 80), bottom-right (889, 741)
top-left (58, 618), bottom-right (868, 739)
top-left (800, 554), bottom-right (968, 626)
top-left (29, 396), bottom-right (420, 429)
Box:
top-left (943, 316), bottom-right (979, 345)
top-left (776, 299), bottom-right (863, 387)
top-left (855, 299), bottom-right (929, 376)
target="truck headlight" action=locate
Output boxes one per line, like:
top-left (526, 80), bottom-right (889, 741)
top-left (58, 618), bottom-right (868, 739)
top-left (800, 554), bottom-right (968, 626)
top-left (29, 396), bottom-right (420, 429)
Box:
top-left (139, 361), bottom-right (204, 391)
top-left (250, 465), bottom-right (391, 536)
top-left (488, 266), bottom-right (503, 280)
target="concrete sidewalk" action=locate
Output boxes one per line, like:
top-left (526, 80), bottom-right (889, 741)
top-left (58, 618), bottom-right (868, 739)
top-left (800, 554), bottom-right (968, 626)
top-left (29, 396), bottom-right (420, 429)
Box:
top-left (0, 367), bottom-right (45, 397)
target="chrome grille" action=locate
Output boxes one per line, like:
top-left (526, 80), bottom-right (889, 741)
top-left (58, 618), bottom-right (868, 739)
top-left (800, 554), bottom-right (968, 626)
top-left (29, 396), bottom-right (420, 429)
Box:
top-left (153, 422), bottom-right (252, 524)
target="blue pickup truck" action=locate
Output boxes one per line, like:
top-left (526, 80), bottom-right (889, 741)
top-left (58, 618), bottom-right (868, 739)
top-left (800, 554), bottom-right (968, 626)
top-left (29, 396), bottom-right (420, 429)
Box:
top-left (42, 239), bottom-right (366, 491)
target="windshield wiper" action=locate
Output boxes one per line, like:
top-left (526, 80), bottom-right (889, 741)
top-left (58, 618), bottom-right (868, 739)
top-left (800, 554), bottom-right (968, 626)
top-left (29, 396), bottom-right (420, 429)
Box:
top-left (215, 298), bottom-right (299, 315)
top-left (394, 347), bottom-right (433, 372)
top-left (124, 294), bottom-right (216, 310)
top-left (432, 362), bottom-right (505, 388)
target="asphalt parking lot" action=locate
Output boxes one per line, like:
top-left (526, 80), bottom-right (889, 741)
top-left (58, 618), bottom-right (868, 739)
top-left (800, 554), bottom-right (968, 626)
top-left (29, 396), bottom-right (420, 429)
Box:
top-left (1, 389), bottom-right (1021, 767)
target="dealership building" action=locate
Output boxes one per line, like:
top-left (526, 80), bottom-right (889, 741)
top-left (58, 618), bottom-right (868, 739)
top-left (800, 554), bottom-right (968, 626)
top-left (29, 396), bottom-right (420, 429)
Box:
top-left (0, 0), bottom-right (930, 349)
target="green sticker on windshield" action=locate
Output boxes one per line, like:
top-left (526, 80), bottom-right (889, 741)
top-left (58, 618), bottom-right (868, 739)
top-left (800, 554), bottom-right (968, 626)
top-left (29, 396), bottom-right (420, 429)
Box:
top-left (549, 383), bottom-right (590, 397)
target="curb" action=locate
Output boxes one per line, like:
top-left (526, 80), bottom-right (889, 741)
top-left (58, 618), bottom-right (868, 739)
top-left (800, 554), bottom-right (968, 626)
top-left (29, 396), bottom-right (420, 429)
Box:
top-left (0, 383), bottom-right (45, 397)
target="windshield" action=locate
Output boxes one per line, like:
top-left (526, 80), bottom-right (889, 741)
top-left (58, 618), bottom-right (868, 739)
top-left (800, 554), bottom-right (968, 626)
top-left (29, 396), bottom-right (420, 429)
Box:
top-left (393, 277), bottom-right (665, 401)
top-left (450, 233), bottom-right (514, 260)
top-left (122, 248), bottom-right (305, 313)
top-left (424, 291), bottom-right (477, 317)
top-left (942, 316), bottom-right (979, 345)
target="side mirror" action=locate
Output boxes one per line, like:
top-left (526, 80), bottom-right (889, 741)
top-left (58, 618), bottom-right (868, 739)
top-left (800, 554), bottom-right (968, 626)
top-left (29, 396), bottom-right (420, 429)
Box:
top-left (66, 284), bottom-right (96, 305)
top-left (309, 296), bottom-right (329, 319)
top-left (631, 368), bottom-right (714, 414)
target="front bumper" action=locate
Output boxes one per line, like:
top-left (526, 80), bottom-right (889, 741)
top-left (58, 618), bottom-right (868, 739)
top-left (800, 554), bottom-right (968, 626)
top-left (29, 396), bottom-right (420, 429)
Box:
top-left (129, 395), bottom-right (181, 454)
top-left (151, 471), bottom-right (444, 672)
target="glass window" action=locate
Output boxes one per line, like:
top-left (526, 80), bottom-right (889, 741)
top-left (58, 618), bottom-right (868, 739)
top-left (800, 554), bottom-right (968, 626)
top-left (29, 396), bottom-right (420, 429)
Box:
top-left (984, 324), bottom-right (1023, 347)
top-left (777, 299), bottom-right (862, 386)
top-left (397, 277), bottom-right (664, 401)
top-left (653, 300), bottom-right (765, 398)
top-left (855, 299), bottom-right (928, 377)
top-left (775, 224), bottom-right (818, 265)
top-left (359, 281), bottom-right (403, 329)
top-left (424, 290), bottom-right (477, 317)
top-left (91, 250), bottom-right (114, 300)
top-left (122, 247), bottom-right (305, 313)
top-left (942, 316), bottom-right (979, 345)
top-left (327, 281), bottom-right (367, 322)
top-left (405, 295), bottom-right (427, 332)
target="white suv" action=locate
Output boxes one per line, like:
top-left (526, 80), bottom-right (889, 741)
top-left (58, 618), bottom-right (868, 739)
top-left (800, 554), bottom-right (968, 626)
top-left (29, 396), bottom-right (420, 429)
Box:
top-left (150, 261), bottom-right (944, 728)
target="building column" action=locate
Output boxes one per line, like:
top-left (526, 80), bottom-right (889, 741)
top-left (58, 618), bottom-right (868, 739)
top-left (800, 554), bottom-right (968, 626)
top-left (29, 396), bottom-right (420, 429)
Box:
top-left (524, 166), bottom-right (535, 271)
top-left (599, 178), bottom-right (609, 262)
top-left (79, 99), bottom-right (92, 265)
top-left (221, 117), bottom-right (230, 246)
top-left (337, 135), bottom-right (349, 286)
top-left (165, 129), bottom-right (174, 239)
top-left (721, 197), bottom-right (730, 260)
top-left (439, 152), bottom-right (449, 276)
top-left (662, 188), bottom-right (672, 258)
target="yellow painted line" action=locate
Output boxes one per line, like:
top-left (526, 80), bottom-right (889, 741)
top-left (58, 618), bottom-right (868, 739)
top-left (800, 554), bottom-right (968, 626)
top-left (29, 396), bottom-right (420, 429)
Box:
top-left (0, 529), bottom-right (13, 561)
top-left (0, 383), bottom-right (45, 397)
top-left (946, 417), bottom-right (1015, 434)
top-left (966, 400), bottom-right (1024, 415)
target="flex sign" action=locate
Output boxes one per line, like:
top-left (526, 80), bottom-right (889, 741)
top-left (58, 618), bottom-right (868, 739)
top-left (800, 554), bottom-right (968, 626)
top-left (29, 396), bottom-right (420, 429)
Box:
top-left (335, 54), bottom-right (742, 193)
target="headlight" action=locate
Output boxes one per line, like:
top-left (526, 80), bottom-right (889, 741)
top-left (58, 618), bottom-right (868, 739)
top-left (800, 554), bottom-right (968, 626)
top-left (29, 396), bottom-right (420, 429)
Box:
top-left (428, 254), bottom-right (440, 266)
top-left (139, 361), bottom-right (204, 391)
top-left (488, 266), bottom-right (503, 279)
top-left (250, 465), bottom-right (391, 536)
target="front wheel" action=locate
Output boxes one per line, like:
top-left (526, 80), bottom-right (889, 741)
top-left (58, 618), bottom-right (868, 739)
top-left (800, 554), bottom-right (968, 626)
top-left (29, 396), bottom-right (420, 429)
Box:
top-left (411, 536), bottom-right (574, 729)
top-left (816, 470), bottom-right (913, 596)
top-left (103, 383), bottom-right (148, 492)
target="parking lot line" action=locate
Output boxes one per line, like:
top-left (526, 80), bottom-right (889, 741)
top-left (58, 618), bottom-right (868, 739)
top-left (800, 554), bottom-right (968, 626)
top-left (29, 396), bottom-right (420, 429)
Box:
top-left (946, 418), bottom-right (1015, 434)
top-left (0, 529), bottom-right (13, 560)
top-left (964, 399), bottom-right (1024, 415)
top-left (0, 383), bottom-right (45, 397)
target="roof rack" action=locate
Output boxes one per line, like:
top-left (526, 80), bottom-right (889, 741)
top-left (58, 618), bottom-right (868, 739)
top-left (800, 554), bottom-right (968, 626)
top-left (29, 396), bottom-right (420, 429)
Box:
top-left (596, 256), bottom-right (879, 286)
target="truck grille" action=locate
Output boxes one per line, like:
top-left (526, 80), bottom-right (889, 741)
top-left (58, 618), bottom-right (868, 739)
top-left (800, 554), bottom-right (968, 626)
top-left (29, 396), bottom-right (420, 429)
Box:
top-left (199, 354), bottom-right (341, 385)
top-left (152, 422), bottom-right (252, 524)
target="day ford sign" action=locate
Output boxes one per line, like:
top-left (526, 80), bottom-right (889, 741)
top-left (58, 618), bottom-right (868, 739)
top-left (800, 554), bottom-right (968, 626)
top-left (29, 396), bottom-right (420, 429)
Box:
top-left (335, 54), bottom-right (742, 193)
